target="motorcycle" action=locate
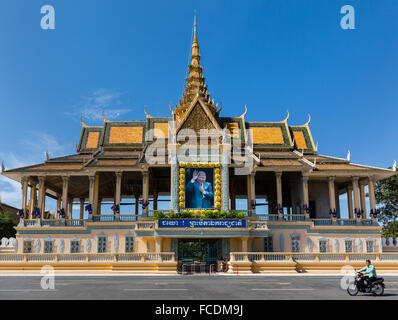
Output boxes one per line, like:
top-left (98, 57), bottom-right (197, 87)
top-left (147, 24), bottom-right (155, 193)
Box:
top-left (347, 272), bottom-right (385, 296)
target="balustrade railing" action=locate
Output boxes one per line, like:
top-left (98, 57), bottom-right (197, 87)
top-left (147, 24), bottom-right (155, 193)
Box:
top-left (256, 214), bottom-right (307, 222)
top-left (312, 219), bottom-right (334, 226)
top-left (230, 252), bottom-right (398, 262)
top-left (0, 252), bottom-right (176, 263)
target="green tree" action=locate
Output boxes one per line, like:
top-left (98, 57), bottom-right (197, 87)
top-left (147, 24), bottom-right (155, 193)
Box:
top-left (375, 174), bottom-right (398, 233)
top-left (0, 211), bottom-right (17, 238)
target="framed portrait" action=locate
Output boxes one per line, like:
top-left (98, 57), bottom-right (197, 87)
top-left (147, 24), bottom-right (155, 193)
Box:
top-left (184, 167), bottom-right (214, 209)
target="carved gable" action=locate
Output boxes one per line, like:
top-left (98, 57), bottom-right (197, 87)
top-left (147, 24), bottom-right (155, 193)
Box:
top-left (178, 101), bottom-right (219, 134)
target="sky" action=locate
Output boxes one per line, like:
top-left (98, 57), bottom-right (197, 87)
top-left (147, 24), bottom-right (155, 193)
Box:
top-left (0, 0), bottom-right (397, 216)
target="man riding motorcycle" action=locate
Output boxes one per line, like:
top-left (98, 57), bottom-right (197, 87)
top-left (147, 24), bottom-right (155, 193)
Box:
top-left (357, 259), bottom-right (377, 287)
top-left (347, 259), bottom-right (384, 296)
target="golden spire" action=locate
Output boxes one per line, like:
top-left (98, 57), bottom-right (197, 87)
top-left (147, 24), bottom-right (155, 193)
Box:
top-left (175, 13), bottom-right (218, 123)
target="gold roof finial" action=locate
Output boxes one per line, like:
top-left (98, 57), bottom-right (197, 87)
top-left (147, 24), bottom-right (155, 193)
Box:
top-left (102, 109), bottom-right (109, 122)
top-left (169, 102), bottom-right (175, 115)
top-left (193, 10), bottom-right (197, 43)
top-left (80, 115), bottom-right (87, 128)
top-left (175, 12), bottom-right (217, 122)
top-left (304, 113), bottom-right (311, 126)
top-left (144, 105), bottom-right (153, 118)
top-left (281, 110), bottom-right (289, 122)
top-left (239, 105), bottom-right (247, 118)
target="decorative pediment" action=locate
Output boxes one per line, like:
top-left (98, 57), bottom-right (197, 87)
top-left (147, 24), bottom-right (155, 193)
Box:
top-left (176, 97), bottom-right (222, 136)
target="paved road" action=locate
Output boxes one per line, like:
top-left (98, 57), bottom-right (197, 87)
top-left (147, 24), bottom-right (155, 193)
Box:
top-left (0, 275), bottom-right (397, 300)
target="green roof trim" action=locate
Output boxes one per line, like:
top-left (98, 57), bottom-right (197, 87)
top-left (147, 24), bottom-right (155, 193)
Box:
top-left (289, 126), bottom-right (315, 153)
top-left (246, 122), bottom-right (292, 148)
top-left (77, 127), bottom-right (103, 153)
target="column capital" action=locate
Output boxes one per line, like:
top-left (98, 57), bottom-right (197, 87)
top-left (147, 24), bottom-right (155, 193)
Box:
top-left (88, 175), bottom-right (96, 183)
top-left (115, 171), bottom-right (123, 178)
top-left (142, 171), bottom-right (149, 179)
top-left (368, 175), bottom-right (377, 183)
top-left (38, 176), bottom-right (46, 183)
top-left (275, 171), bottom-right (283, 178)
top-left (62, 175), bottom-right (70, 182)
top-left (20, 176), bottom-right (28, 184)
top-left (328, 176), bottom-right (335, 182)
top-left (351, 176), bottom-right (359, 182)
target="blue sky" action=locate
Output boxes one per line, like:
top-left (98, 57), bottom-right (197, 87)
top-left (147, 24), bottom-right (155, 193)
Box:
top-left (0, 0), bottom-right (397, 216)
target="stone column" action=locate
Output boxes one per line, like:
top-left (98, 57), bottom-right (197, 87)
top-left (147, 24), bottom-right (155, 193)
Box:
top-left (328, 176), bottom-right (336, 220)
top-left (88, 175), bottom-right (96, 219)
top-left (153, 193), bottom-right (158, 211)
top-left (29, 181), bottom-right (37, 219)
top-left (79, 198), bottom-right (84, 220)
top-left (135, 194), bottom-right (139, 217)
top-left (155, 237), bottom-right (163, 253)
top-left (21, 177), bottom-right (28, 217)
top-left (241, 237), bottom-right (249, 252)
top-left (168, 143), bottom-right (178, 212)
top-left (56, 194), bottom-right (61, 218)
top-left (230, 191), bottom-right (236, 211)
top-left (275, 171), bottom-right (283, 217)
top-left (347, 186), bottom-right (354, 219)
top-left (37, 176), bottom-right (46, 221)
top-left (221, 142), bottom-right (231, 211)
top-left (302, 173), bottom-right (309, 219)
top-left (93, 174), bottom-right (100, 216)
top-left (97, 198), bottom-right (102, 216)
top-left (352, 177), bottom-right (360, 220)
top-left (368, 177), bottom-right (376, 220)
top-left (68, 198), bottom-right (73, 219)
top-left (247, 172), bottom-right (256, 216)
top-left (62, 176), bottom-right (69, 219)
top-left (359, 181), bottom-right (367, 219)
top-left (142, 171), bottom-right (149, 217)
top-left (115, 172), bottom-right (122, 219)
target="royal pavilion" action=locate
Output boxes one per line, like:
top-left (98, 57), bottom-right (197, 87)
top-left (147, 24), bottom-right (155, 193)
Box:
top-left (1, 18), bottom-right (396, 274)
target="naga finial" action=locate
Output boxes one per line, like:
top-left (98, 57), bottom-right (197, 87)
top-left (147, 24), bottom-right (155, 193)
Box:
top-left (217, 102), bottom-right (223, 115)
top-left (45, 150), bottom-right (49, 161)
top-left (1, 160), bottom-right (5, 172)
top-left (304, 113), bottom-right (311, 126)
top-left (80, 115), bottom-right (87, 128)
top-left (169, 102), bottom-right (175, 115)
top-left (102, 109), bottom-right (109, 122)
top-left (144, 105), bottom-right (153, 119)
top-left (240, 105), bottom-right (247, 118)
top-left (281, 110), bottom-right (289, 122)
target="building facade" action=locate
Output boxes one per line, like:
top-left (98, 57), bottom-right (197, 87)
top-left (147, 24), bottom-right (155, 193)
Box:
top-left (1, 20), bottom-right (396, 272)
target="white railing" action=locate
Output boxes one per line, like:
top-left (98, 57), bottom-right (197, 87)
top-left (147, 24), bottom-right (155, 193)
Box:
top-left (312, 219), bottom-right (334, 226)
top-left (230, 252), bottom-right (398, 262)
top-left (41, 219), bottom-right (85, 227)
top-left (0, 253), bottom-right (176, 263)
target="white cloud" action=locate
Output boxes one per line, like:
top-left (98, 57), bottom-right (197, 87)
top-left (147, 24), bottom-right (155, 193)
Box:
top-left (67, 89), bottom-right (133, 123)
top-left (22, 131), bottom-right (71, 157)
